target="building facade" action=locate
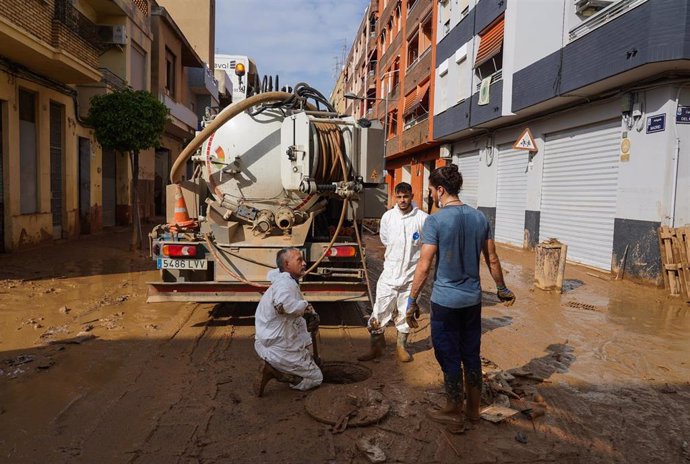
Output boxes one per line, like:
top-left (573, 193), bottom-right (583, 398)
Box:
top-left (338, 0), bottom-right (441, 211)
top-left (433, 0), bottom-right (690, 281)
top-left (0, 0), bottom-right (217, 252)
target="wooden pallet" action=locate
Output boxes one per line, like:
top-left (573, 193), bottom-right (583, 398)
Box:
top-left (658, 226), bottom-right (690, 302)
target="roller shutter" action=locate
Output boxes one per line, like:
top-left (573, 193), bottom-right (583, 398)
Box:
top-left (495, 144), bottom-right (528, 246)
top-left (453, 150), bottom-right (480, 208)
top-left (540, 120), bottom-right (620, 270)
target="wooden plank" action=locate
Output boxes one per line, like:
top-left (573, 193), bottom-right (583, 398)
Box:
top-left (658, 228), bottom-right (670, 290)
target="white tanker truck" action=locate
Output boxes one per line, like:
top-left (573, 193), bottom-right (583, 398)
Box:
top-left (147, 83), bottom-right (385, 303)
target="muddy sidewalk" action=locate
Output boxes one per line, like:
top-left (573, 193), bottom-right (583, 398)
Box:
top-left (0, 228), bottom-right (689, 463)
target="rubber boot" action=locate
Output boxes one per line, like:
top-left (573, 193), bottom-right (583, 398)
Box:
top-left (427, 372), bottom-right (464, 428)
top-left (464, 368), bottom-right (483, 423)
top-left (357, 333), bottom-right (386, 361)
top-left (254, 360), bottom-right (277, 397)
top-left (395, 332), bottom-right (412, 362)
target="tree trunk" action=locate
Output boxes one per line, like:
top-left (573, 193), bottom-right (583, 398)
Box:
top-left (130, 150), bottom-right (142, 250)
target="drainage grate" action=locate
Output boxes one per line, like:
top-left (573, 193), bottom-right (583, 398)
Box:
top-left (566, 301), bottom-right (597, 311)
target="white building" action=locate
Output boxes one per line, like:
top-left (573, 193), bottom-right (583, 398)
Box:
top-left (433, 0), bottom-right (690, 282)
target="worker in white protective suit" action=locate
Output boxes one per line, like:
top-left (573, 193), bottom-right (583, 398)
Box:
top-left (254, 247), bottom-right (322, 397)
top-left (358, 182), bottom-right (428, 363)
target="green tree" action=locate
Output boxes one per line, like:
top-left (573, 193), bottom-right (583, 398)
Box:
top-left (88, 88), bottom-right (169, 249)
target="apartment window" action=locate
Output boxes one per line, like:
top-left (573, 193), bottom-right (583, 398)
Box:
top-left (396, 3), bottom-right (402, 32)
top-left (391, 57), bottom-right (400, 91)
top-left (380, 30), bottom-right (386, 55)
top-left (388, 18), bottom-right (393, 43)
top-left (474, 17), bottom-right (504, 81)
top-left (443, 19), bottom-right (450, 36)
top-left (19, 89), bottom-right (38, 215)
top-left (407, 33), bottom-right (419, 68)
top-left (460, 0), bottom-right (470, 17)
top-left (403, 80), bottom-right (430, 129)
top-left (387, 109), bottom-right (398, 138)
top-left (407, 0), bottom-right (419, 14)
top-left (420, 14), bottom-right (432, 54)
top-left (165, 47), bottom-right (176, 98)
top-left (130, 42), bottom-right (147, 91)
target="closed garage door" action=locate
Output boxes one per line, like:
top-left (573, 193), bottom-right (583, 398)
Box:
top-left (541, 120), bottom-right (620, 270)
top-left (495, 144), bottom-right (528, 246)
top-left (453, 150), bottom-right (480, 208)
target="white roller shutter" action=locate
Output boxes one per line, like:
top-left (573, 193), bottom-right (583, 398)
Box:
top-left (453, 150), bottom-right (480, 208)
top-left (541, 120), bottom-right (620, 270)
top-left (495, 144), bottom-right (528, 246)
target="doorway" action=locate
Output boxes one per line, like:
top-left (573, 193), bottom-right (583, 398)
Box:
top-left (50, 102), bottom-right (65, 239)
top-left (154, 148), bottom-right (170, 217)
top-left (0, 101), bottom-right (5, 253)
top-left (102, 149), bottom-right (117, 227)
top-left (79, 137), bottom-right (91, 234)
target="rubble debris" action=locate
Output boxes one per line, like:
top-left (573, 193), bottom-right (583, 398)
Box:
top-left (356, 436), bottom-right (386, 463)
top-left (515, 431), bottom-right (529, 444)
top-left (305, 384), bottom-right (390, 427)
top-left (59, 306), bottom-right (71, 315)
top-left (480, 405), bottom-right (519, 423)
top-left (39, 325), bottom-right (69, 340)
top-left (49, 332), bottom-right (96, 345)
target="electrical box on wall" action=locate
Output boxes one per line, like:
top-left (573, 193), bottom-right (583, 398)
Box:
top-left (440, 144), bottom-right (452, 159)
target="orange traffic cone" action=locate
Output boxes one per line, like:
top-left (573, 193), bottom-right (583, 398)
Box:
top-left (170, 183), bottom-right (195, 228)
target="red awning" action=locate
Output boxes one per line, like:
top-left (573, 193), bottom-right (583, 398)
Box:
top-left (403, 80), bottom-right (430, 116)
top-left (475, 17), bottom-right (504, 67)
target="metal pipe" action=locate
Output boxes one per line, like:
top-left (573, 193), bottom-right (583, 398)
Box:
top-left (670, 83), bottom-right (689, 227)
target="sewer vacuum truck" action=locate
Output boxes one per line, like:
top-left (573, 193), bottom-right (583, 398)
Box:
top-left (147, 83), bottom-right (384, 303)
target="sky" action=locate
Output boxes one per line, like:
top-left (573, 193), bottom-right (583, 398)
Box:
top-left (215, 0), bottom-right (370, 98)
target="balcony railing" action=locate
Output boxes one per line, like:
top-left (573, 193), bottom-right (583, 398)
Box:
top-left (569, 0), bottom-right (649, 41)
top-left (54, 0), bottom-right (103, 51)
top-left (98, 67), bottom-right (126, 89)
top-left (475, 69), bottom-right (503, 92)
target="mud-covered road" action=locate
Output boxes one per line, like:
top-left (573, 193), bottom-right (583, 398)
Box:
top-left (1, 227), bottom-right (689, 463)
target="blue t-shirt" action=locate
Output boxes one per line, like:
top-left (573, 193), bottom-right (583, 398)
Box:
top-left (421, 204), bottom-right (491, 309)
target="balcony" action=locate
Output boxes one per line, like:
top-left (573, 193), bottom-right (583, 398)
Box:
top-left (162, 93), bottom-right (199, 133)
top-left (0, 0), bottom-right (101, 83)
top-left (188, 64), bottom-right (219, 100)
top-left (569, 0), bottom-right (649, 41)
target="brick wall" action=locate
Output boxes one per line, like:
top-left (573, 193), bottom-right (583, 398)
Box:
top-left (52, 21), bottom-right (99, 69)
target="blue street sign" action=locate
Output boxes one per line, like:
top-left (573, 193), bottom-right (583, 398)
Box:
top-left (676, 106), bottom-right (690, 124)
top-left (646, 114), bottom-right (666, 134)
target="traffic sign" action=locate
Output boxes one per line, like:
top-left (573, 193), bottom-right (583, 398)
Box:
top-left (513, 128), bottom-right (537, 151)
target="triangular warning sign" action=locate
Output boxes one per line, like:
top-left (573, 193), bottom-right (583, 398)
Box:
top-left (513, 128), bottom-right (537, 151)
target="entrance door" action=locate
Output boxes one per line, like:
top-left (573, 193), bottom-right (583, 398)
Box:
top-left (78, 137), bottom-right (91, 234)
top-left (495, 144), bottom-right (528, 247)
top-left (50, 103), bottom-right (64, 239)
top-left (154, 149), bottom-right (170, 216)
top-left (541, 120), bottom-right (620, 270)
top-left (102, 149), bottom-right (116, 227)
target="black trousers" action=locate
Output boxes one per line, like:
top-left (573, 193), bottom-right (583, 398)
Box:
top-left (430, 301), bottom-right (482, 379)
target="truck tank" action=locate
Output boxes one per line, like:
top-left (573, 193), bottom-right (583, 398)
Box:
top-left (148, 85), bottom-right (385, 303)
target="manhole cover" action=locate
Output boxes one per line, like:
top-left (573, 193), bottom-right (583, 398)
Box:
top-left (305, 384), bottom-right (390, 426)
top-left (321, 361), bottom-right (371, 384)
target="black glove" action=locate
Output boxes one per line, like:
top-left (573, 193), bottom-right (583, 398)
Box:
top-left (405, 297), bottom-right (420, 329)
top-left (304, 311), bottom-right (320, 333)
top-left (497, 285), bottom-right (515, 306)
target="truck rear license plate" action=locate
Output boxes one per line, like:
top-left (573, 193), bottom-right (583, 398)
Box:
top-left (157, 258), bottom-right (208, 270)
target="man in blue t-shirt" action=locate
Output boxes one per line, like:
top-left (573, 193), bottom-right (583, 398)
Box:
top-left (406, 164), bottom-right (515, 428)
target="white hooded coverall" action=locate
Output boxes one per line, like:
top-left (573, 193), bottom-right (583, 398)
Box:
top-left (369, 205), bottom-right (428, 334)
top-left (254, 269), bottom-right (323, 391)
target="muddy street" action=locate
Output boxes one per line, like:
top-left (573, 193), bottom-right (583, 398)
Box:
top-left (0, 228), bottom-right (689, 463)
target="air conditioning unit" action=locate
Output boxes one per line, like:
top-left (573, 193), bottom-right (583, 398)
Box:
top-left (440, 144), bottom-right (452, 159)
top-left (97, 25), bottom-right (127, 45)
top-left (575, 0), bottom-right (614, 17)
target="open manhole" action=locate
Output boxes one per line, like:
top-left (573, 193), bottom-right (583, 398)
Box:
top-left (321, 361), bottom-right (372, 384)
top-left (305, 384), bottom-right (390, 427)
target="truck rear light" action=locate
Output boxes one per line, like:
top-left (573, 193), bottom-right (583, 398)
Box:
top-left (326, 246), bottom-right (356, 257)
top-left (162, 244), bottom-right (197, 257)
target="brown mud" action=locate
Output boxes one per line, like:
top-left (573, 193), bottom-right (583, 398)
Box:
top-left (0, 228), bottom-right (688, 463)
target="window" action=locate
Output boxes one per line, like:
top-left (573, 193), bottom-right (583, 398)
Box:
top-left (396, 3), bottom-right (401, 32)
top-left (165, 47), bottom-right (176, 98)
top-left (19, 89), bottom-right (38, 214)
top-left (407, 0), bottom-right (419, 13)
top-left (407, 33), bottom-right (419, 68)
top-left (388, 18), bottom-right (393, 43)
top-left (443, 19), bottom-right (450, 36)
top-left (420, 14), bottom-right (432, 54)
top-left (474, 17), bottom-right (504, 82)
top-left (403, 80), bottom-right (430, 129)
top-left (387, 109), bottom-right (398, 138)
top-left (130, 42), bottom-right (147, 91)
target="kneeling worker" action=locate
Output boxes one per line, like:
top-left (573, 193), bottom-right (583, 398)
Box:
top-left (255, 247), bottom-right (322, 397)
top-left (359, 182), bottom-right (428, 362)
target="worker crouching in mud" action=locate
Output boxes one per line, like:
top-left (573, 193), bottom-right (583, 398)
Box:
top-left (254, 247), bottom-right (322, 397)
top-left (358, 182), bottom-right (428, 363)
